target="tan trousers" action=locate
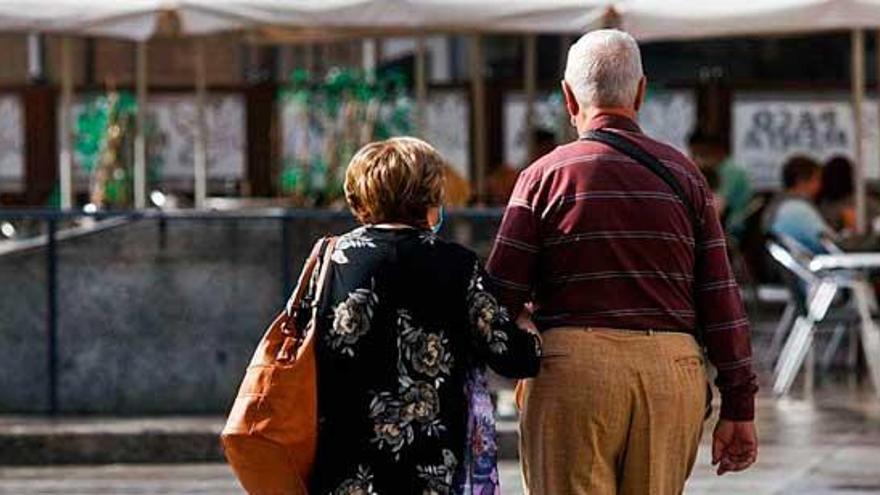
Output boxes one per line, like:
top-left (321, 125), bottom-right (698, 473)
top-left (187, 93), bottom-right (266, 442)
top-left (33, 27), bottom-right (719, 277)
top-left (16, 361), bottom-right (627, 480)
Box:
top-left (520, 328), bottom-right (706, 495)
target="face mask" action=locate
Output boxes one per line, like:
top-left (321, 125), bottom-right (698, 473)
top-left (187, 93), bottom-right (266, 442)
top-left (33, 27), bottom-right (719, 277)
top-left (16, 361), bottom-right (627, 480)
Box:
top-left (431, 205), bottom-right (445, 234)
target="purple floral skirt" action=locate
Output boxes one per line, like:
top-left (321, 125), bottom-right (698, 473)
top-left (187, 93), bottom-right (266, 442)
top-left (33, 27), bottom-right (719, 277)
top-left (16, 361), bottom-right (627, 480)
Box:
top-left (456, 366), bottom-right (501, 495)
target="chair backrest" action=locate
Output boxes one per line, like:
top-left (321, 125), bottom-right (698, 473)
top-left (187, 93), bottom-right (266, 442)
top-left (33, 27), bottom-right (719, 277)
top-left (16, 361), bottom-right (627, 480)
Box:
top-left (766, 233), bottom-right (818, 286)
top-left (819, 235), bottom-right (845, 255)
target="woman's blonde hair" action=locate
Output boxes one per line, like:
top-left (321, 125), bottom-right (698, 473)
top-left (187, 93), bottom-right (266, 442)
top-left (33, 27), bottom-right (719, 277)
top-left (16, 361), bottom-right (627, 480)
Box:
top-left (344, 137), bottom-right (446, 226)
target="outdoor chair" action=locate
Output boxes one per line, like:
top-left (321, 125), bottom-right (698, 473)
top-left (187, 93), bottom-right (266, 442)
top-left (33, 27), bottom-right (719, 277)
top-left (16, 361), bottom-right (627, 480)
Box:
top-left (765, 235), bottom-right (863, 397)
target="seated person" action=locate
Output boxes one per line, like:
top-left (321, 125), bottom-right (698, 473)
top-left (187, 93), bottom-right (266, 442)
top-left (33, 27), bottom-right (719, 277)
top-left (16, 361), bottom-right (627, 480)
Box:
top-left (818, 155), bottom-right (880, 234)
top-left (763, 155), bottom-right (835, 255)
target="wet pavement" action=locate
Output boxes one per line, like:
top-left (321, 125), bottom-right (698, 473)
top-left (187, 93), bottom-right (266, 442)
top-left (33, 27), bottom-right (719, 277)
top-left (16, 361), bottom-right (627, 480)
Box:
top-left (2, 386), bottom-right (879, 494)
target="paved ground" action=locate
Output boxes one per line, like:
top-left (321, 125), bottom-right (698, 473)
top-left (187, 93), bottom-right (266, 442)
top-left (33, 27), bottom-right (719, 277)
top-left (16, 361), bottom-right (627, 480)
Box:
top-left (2, 386), bottom-right (879, 494)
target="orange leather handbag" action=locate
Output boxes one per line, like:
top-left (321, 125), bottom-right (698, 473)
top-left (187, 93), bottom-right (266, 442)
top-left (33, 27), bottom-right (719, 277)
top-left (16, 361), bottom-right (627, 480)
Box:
top-left (222, 237), bottom-right (336, 495)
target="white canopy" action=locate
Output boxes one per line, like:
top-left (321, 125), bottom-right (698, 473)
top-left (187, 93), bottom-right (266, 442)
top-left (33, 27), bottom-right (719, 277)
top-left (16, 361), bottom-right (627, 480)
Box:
top-left (0, 0), bottom-right (611, 40)
top-left (186, 0), bottom-right (609, 35)
top-left (9, 0), bottom-right (880, 42)
top-left (617, 0), bottom-right (880, 41)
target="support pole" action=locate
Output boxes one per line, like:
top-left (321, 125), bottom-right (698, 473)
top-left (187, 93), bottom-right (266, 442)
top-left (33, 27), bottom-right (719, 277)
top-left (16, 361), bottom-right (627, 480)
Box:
top-left (134, 41), bottom-right (148, 209)
top-left (524, 34), bottom-right (537, 163)
top-left (415, 36), bottom-right (428, 137)
top-left (27, 32), bottom-right (44, 82)
top-left (46, 218), bottom-right (58, 414)
top-left (852, 29), bottom-right (867, 234)
top-left (559, 35), bottom-right (575, 142)
top-left (469, 35), bottom-right (487, 203)
top-left (363, 39), bottom-right (378, 82)
top-left (193, 38), bottom-right (208, 209)
top-left (58, 37), bottom-right (74, 209)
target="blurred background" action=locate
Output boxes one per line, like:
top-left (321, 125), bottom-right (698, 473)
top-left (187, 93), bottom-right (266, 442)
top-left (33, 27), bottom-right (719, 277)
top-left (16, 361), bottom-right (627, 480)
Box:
top-left (2, 1), bottom-right (880, 494)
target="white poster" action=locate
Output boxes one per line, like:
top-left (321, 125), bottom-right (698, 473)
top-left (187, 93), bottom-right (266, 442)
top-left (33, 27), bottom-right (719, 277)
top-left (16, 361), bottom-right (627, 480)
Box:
top-left (147, 94), bottom-right (245, 180)
top-left (503, 90), bottom-right (695, 168)
top-left (0, 94), bottom-right (24, 189)
top-left (733, 94), bottom-right (879, 190)
top-left (639, 91), bottom-right (697, 153)
top-left (425, 90), bottom-right (470, 179)
top-left (68, 93), bottom-right (245, 185)
top-left (503, 92), bottom-right (566, 169)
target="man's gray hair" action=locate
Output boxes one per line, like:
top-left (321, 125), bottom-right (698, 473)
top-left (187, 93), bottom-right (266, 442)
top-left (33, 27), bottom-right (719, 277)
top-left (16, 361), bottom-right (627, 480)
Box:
top-left (564, 29), bottom-right (644, 109)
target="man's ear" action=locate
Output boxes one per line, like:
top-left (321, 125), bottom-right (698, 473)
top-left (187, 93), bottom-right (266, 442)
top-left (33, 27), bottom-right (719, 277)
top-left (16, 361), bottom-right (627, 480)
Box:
top-left (561, 80), bottom-right (580, 119)
top-left (633, 76), bottom-right (647, 113)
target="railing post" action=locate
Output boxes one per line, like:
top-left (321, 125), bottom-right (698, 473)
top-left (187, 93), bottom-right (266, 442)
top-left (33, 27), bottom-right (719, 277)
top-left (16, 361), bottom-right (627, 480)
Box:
top-left (46, 218), bottom-right (59, 415)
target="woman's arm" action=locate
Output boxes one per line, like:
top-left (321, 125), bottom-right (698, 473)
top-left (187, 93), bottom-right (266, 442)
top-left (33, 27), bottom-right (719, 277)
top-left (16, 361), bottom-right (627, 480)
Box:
top-left (466, 259), bottom-right (542, 378)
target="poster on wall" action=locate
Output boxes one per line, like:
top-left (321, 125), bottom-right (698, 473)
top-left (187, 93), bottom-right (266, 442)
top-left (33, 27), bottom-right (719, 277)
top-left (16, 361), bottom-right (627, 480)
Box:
top-left (146, 94), bottom-right (245, 180)
top-left (425, 90), bottom-right (470, 180)
top-left (67, 93), bottom-right (245, 186)
top-left (639, 90), bottom-right (696, 153)
top-left (0, 95), bottom-right (24, 190)
top-left (732, 94), bottom-right (879, 190)
top-left (280, 89), bottom-right (471, 180)
top-left (503, 92), bottom-right (566, 169)
top-left (503, 90), bottom-right (695, 168)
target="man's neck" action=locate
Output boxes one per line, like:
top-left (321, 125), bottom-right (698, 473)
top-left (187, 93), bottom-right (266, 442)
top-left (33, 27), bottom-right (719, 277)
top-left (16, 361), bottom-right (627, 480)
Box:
top-left (575, 107), bottom-right (638, 135)
top-left (787, 189), bottom-right (814, 201)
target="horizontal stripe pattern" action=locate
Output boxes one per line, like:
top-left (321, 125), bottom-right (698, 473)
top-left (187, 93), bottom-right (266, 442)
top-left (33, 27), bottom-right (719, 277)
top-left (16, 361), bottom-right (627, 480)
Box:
top-left (487, 114), bottom-right (757, 421)
top-left (544, 230), bottom-right (695, 247)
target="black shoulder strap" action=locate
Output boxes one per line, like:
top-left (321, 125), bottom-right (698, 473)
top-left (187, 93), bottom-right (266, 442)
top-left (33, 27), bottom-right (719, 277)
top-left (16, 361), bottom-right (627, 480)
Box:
top-left (582, 129), bottom-right (701, 236)
top-left (582, 128), bottom-right (706, 340)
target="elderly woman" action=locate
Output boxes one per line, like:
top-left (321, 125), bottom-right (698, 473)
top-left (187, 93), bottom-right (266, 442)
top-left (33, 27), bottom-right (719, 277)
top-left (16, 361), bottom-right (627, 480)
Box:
top-left (308, 137), bottom-right (541, 494)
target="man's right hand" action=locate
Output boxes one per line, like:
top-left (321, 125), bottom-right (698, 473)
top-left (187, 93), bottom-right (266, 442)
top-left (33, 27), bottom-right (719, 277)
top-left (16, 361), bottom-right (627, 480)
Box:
top-left (712, 420), bottom-right (758, 475)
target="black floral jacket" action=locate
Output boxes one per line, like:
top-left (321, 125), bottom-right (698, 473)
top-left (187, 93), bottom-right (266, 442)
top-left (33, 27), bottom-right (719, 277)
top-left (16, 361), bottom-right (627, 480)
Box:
top-left (308, 226), bottom-right (542, 495)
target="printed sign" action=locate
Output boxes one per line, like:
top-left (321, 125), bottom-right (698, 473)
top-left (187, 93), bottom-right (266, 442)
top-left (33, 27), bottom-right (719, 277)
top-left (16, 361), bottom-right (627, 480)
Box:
top-left (732, 94), bottom-right (879, 189)
top-left (67, 93), bottom-right (245, 186)
top-left (424, 90), bottom-right (471, 179)
top-left (147, 94), bottom-right (245, 180)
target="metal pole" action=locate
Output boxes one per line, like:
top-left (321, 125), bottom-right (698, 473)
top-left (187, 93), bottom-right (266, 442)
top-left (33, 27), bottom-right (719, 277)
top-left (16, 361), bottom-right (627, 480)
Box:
top-left (852, 29), bottom-right (867, 234)
top-left (134, 41), bottom-right (148, 209)
top-left (415, 36), bottom-right (428, 137)
top-left (46, 219), bottom-right (58, 414)
top-left (193, 38), bottom-right (208, 209)
top-left (524, 34), bottom-right (537, 163)
top-left (469, 35), bottom-right (487, 203)
top-left (59, 37), bottom-right (74, 209)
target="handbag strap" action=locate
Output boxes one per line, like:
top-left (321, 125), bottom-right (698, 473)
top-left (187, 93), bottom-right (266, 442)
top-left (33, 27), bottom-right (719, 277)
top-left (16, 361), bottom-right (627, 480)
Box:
top-left (309, 236), bottom-right (337, 328)
top-left (581, 129), bottom-right (705, 341)
top-left (282, 236), bottom-right (337, 340)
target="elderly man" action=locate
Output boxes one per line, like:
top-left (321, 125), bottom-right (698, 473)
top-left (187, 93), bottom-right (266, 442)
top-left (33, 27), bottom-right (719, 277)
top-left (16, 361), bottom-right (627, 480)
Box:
top-left (487, 30), bottom-right (758, 494)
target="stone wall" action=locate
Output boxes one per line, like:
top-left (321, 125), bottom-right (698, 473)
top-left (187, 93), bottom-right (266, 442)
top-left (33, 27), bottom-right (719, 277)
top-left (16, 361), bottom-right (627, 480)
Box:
top-left (0, 212), bottom-right (501, 414)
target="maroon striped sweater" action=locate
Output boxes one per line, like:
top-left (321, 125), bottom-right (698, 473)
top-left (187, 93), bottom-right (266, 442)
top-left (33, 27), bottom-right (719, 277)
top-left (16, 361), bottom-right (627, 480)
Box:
top-left (487, 113), bottom-right (757, 421)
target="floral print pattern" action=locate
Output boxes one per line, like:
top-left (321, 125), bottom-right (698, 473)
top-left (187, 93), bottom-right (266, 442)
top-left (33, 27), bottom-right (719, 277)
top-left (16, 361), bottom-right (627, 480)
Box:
top-left (467, 263), bottom-right (511, 355)
top-left (418, 449), bottom-right (459, 495)
top-left (332, 465), bottom-right (378, 495)
top-left (398, 310), bottom-right (454, 384)
top-left (332, 227), bottom-right (377, 265)
top-left (419, 230), bottom-right (439, 246)
top-left (328, 279), bottom-right (378, 357)
top-left (368, 310), bottom-right (450, 459)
